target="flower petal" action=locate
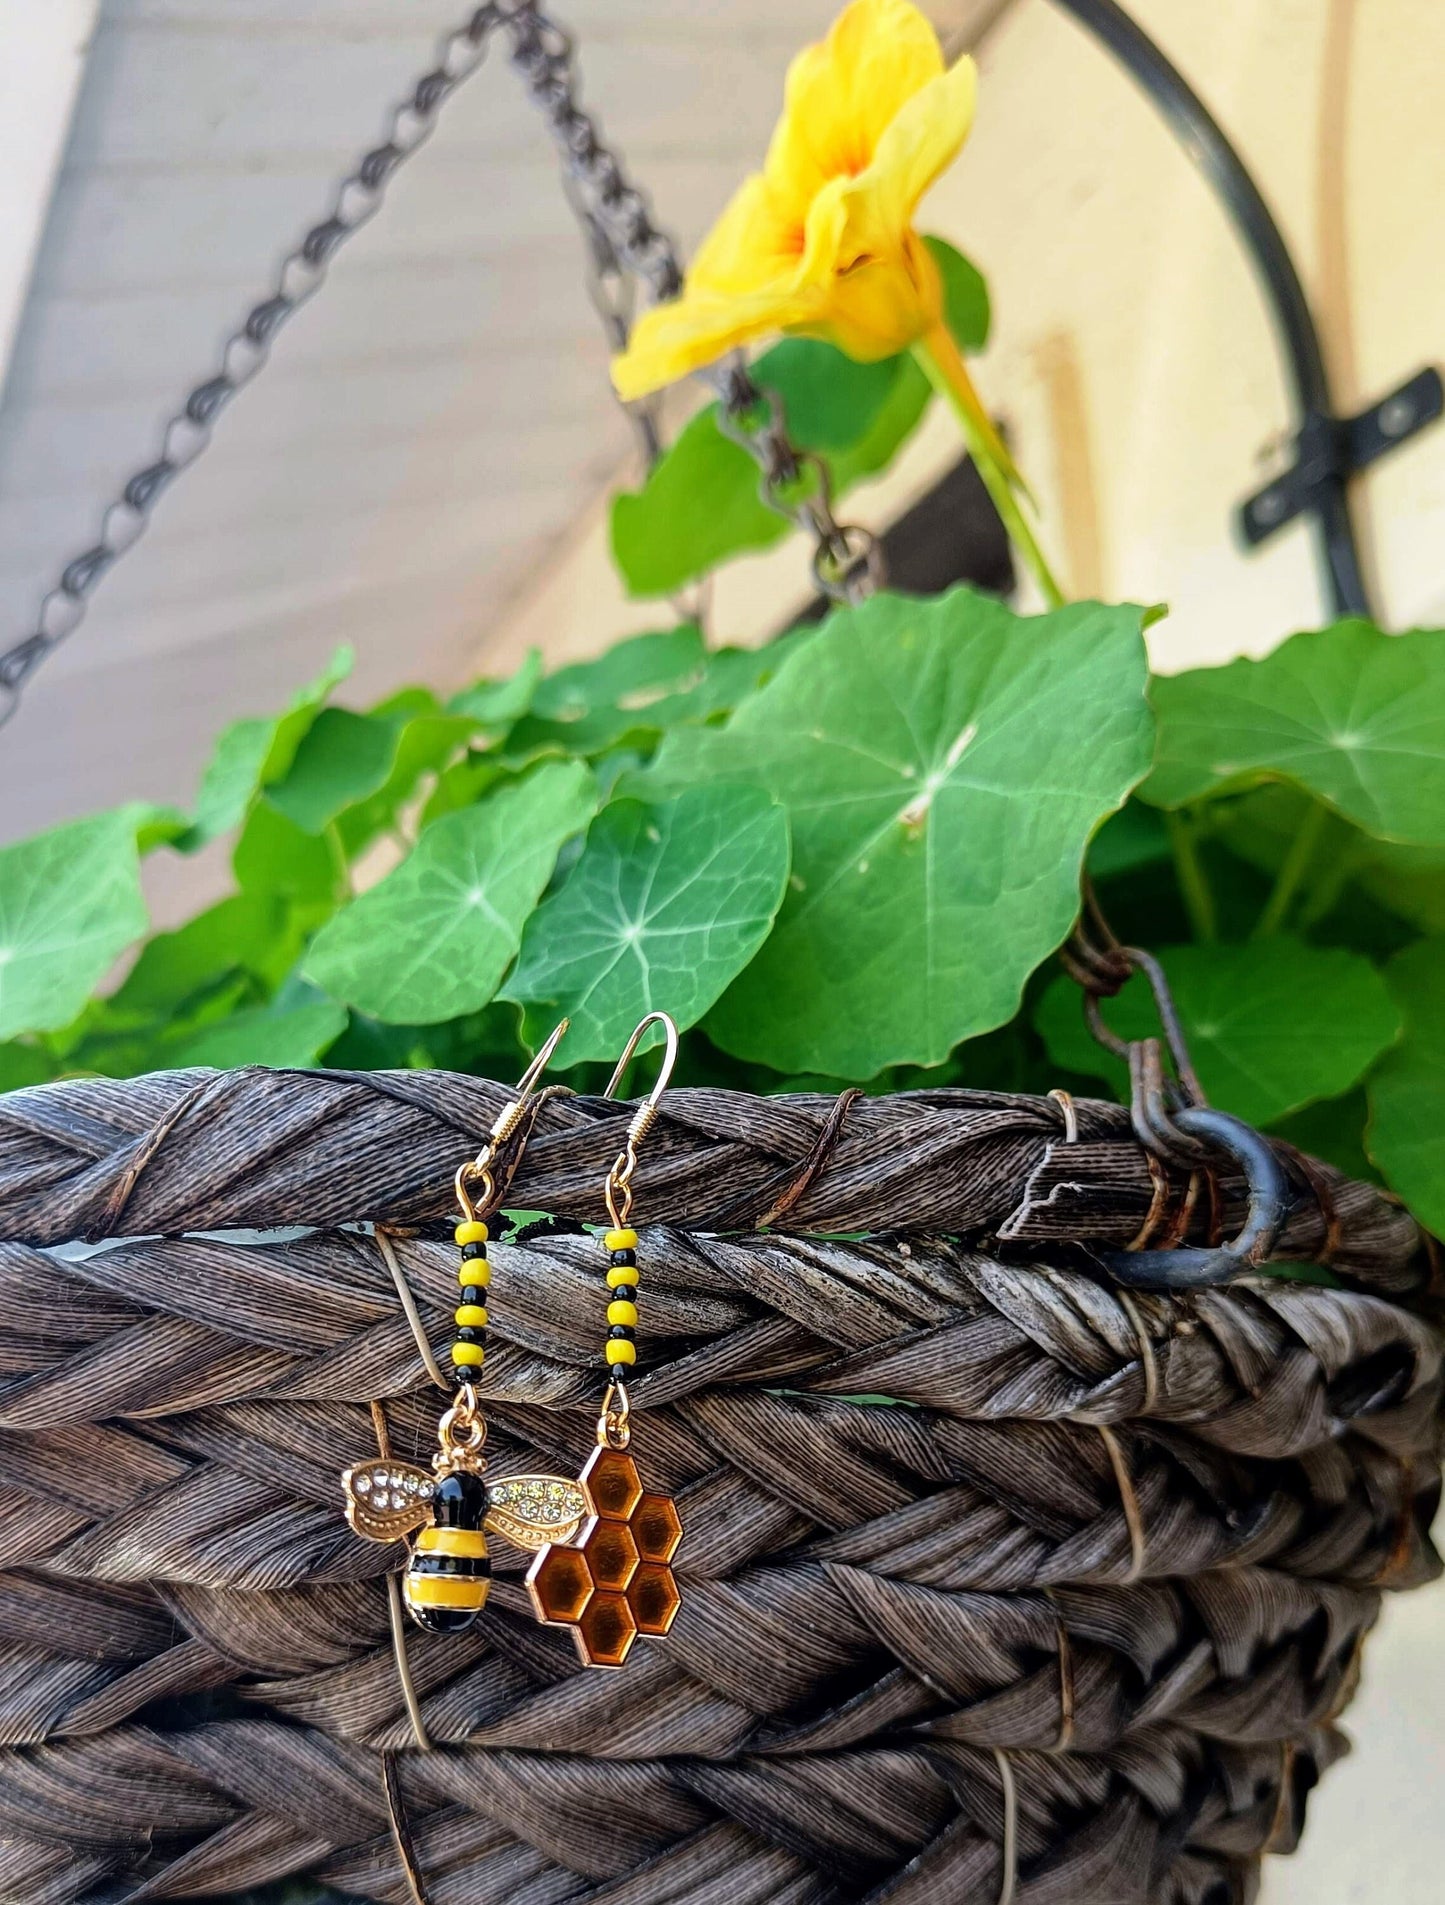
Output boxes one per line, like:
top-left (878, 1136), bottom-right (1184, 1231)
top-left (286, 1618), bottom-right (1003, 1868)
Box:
top-left (611, 283), bottom-right (821, 400)
top-left (857, 54), bottom-right (978, 235)
top-left (765, 0), bottom-right (945, 210)
top-left (688, 174), bottom-right (806, 298)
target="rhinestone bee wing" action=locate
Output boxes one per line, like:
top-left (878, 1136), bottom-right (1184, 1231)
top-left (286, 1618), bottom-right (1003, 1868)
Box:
top-left (343, 1460), bottom-right (437, 1544)
top-left (485, 1474), bottom-right (588, 1551)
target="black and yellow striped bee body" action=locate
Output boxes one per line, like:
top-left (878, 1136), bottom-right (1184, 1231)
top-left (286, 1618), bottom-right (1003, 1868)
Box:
top-left (403, 1469), bottom-right (491, 1633)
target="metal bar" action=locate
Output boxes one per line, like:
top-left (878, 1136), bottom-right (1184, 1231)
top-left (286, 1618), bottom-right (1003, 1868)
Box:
top-left (1049, 0), bottom-right (1373, 619)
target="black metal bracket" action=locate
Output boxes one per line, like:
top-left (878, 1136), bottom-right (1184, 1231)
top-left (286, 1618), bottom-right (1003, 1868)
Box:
top-left (1239, 367), bottom-right (1445, 548)
top-left (1051, 0), bottom-right (1441, 624)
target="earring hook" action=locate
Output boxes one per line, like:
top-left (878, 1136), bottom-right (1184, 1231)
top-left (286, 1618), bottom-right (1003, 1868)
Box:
top-left (601, 1010), bottom-right (678, 1228)
top-left (602, 1010), bottom-right (679, 1108)
top-left (454, 1017), bottom-right (569, 1223)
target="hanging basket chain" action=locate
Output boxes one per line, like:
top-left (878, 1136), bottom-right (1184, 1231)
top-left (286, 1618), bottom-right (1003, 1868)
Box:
top-left (506, 6), bottom-right (880, 602)
top-left (0, 0), bottom-right (873, 734)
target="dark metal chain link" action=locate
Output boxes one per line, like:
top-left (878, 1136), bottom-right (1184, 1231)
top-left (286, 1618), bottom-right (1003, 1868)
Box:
top-left (0, 0), bottom-right (875, 733)
top-left (500, 5), bottom-right (880, 598)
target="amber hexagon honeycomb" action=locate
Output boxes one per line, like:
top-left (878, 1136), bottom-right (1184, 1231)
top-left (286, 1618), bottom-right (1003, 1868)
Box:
top-left (525, 1445), bottom-right (683, 1669)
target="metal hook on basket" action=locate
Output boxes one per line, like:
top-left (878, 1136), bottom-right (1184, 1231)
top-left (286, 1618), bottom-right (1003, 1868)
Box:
top-left (1094, 1106), bottom-right (1288, 1288)
top-left (1064, 892), bottom-right (1289, 1288)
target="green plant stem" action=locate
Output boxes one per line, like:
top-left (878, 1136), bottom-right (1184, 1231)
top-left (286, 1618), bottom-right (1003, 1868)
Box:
top-left (1254, 800), bottom-right (1328, 937)
top-left (1165, 811), bottom-right (1218, 942)
top-left (913, 326), bottom-right (1066, 610)
top-left (324, 822), bottom-right (354, 900)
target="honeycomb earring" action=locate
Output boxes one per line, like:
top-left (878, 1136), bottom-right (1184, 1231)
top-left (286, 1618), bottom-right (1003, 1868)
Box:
top-left (526, 1010), bottom-right (684, 1669)
top-left (341, 1021), bottom-right (589, 1632)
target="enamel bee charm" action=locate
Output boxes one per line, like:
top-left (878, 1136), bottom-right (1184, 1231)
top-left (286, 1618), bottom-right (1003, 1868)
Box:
top-left (343, 1437), bottom-right (585, 1633)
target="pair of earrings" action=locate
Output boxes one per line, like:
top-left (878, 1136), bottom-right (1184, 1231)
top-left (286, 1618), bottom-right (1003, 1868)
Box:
top-left (342, 1013), bottom-right (682, 1671)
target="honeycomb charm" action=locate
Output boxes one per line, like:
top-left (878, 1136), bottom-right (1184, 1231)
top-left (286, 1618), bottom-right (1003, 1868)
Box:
top-left (525, 1445), bottom-right (682, 1668)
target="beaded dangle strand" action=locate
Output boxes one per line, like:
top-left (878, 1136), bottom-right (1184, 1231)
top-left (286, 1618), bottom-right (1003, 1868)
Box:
top-left (526, 1011), bottom-right (685, 1669)
top-left (342, 1022), bottom-right (589, 1634)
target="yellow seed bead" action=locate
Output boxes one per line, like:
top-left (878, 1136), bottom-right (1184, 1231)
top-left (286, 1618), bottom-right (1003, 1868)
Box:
top-left (604, 1227), bottom-right (638, 1252)
top-left (454, 1220), bottom-right (489, 1246)
top-left (457, 1259), bottom-right (491, 1288)
top-left (607, 1299), bottom-right (638, 1328)
top-left (455, 1304), bottom-right (489, 1329)
top-left (605, 1338), bottom-right (637, 1366)
top-left (451, 1341), bottom-right (484, 1368)
top-left (606, 1264), bottom-right (640, 1289)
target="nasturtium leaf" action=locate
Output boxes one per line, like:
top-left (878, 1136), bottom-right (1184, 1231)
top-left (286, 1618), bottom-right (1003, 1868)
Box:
top-left (419, 754), bottom-right (507, 829)
top-left (1143, 619), bottom-right (1445, 843)
top-left (449, 649), bottom-right (543, 729)
top-left (266, 709), bottom-right (401, 835)
top-left (1367, 940), bottom-right (1445, 1233)
top-left (641, 589), bottom-right (1153, 1077)
top-left (184, 646), bottom-right (353, 846)
top-left (0, 1043), bottom-right (56, 1092)
top-left (0, 811), bottom-right (149, 1040)
top-left (1087, 801), bottom-right (1172, 880)
top-left (303, 760), bottom-right (597, 1023)
top-left (1035, 939), bottom-right (1402, 1128)
top-left (504, 626), bottom-right (709, 760)
top-left (1271, 1090), bottom-right (1379, 1185)
top-left (334, 709), bottom-right (476, 856)
top-left (167, 996), bottom-right (348, 1071)
top-left (610, 338), bottom-right (932, 598)
top-left (504, 785), bottom-right (790, 1064)
top-left (110, 894), bottom-right (291, 1013)
top-left (134, 804), bottom-right (191, 854)
top-left (234, 800), bottom-right (342, 909)
top-left (923, 235), bottom-right (990, 352)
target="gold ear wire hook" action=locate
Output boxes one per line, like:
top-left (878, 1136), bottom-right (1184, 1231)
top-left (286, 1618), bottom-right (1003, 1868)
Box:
top-left (454, 1018), bottom-right (570, 1223)
top-left (601, 1010), bottom-right (678, 1228)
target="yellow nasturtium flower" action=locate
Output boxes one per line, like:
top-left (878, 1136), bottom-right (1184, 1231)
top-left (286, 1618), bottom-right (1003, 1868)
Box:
top-left (612, 0), bottom-right (975, 394)
top-left (612, 0), bottom-right (1060, 602)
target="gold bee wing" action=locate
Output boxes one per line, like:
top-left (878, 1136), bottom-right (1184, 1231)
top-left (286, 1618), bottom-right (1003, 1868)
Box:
top-left (485, 1474), bottom-right (588, 1551)
top-left (343, 1460), bottom-right (436, 1544)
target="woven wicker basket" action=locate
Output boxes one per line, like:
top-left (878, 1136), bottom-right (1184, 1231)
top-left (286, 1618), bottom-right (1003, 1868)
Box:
top-left (0, 1066), bottom-right (1438, 1905)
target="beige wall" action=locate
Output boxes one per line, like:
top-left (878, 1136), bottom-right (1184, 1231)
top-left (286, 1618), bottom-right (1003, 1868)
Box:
top-left (487, 0), bottom-right (1445, 674)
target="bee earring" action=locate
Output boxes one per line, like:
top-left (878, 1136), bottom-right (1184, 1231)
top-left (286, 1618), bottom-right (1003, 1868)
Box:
top-left (342, 1020), bottom-right (588, 1633)
top-left (527, 1010), bottom-right (684, 1669)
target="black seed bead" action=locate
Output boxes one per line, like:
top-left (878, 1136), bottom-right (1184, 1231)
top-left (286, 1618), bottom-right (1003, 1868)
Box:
top-left (454, 1325), bottom-right (485, 1346)
top-left (609, 1248), bottom-right (636, 1267)
top-left (460, 1242), bottom-right (489, 1262)
top-left (608, 1324), bottom-right (636, 1341)
top-left (459, 1285), bottom-right (486, 1308)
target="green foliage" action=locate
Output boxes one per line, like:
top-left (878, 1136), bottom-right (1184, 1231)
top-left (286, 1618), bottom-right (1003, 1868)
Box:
top-left (1035, 940), bottom-right (1401, 1127)
top-left (506, 784), bottom-right (791, 1062)
top-left (302, 762), bottom-right (597, 1024)
top-left (1145, 619), bottom-right (1445, 842)
top-left (1368, 941), bottom-right (1445, 1234)
top-left (644, 590), bottom-right (1153, 1074)
top-left (1, 264), bottom-right (1443, 1253)
top-left (184, 646), bottom-right (353, 846)
top-left (0, 810), bottom-right (149, 1039)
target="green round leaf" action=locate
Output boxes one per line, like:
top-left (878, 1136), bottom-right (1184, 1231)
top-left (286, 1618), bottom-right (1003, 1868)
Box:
top-left (922, 235), bottom-right (990, 352)
top-left (1035, 939), bottom-right (1402, 1127)
top-left (168, 997), bottom-right (348, 1070)
top-left (504, 785), bottom-right (790, 1064)
top-left (644, 588), bottom-right (1154, 1077)
top-left (266, 708), bottom-right (403, 836)
top-left (302, 760), bottom-right (596, 1023)
top-left (1367, 939), bottom-right (1445, 1232)
top-left (183, 645), bottom-right (353, 847)
top-left (1144, 619), bottom-right (1445, 843)
top-left (0, 811), bottom-right (149, 1040)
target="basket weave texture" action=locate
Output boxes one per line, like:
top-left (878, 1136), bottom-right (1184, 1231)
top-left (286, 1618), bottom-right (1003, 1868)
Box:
top-left (0, 1068), bottom-right (1438, 1905)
